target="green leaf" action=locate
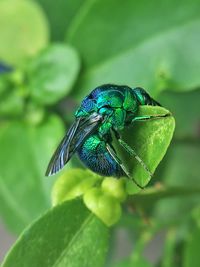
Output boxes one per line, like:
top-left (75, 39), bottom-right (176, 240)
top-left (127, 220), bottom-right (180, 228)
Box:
top-left (0, 0), bottom-right (49, 66)
top-left (183, 227), bottom-right (200, 267)
top-left (111, 228), bottom-right (154, 267)
top-left (0, 89), bottom-right (24, 117)
top-left (66, 0), bottom-right (200, 99)
top-left (111, 258), bottom-right (153, 267)
top-left (161, 143), bottom-right (200, 187)
top-left (113, 106), bottom-right (175, 193)
top-left (161, 229), bottom-right (177, 267)
top-left (0, 115), bottom-right (65, 234)
top-left (2, 199), bottom-right (109, 267)
top-left (24, 102), bottom-right (45, 125)
top-left (28, 44), bottom-right (80, 104)
top-left (0, 73), bottom-right (11, 96)
top-left (192, 206), bottom-right (200, 229)
top-left (158, 89), bottom-right (200, 139)
top-left (36, 0), bottom-right (84, 41)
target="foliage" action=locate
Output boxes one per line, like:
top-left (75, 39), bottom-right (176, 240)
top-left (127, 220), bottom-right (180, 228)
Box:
top-left (0, 0), bottom-right (49, 65)
top-left (2, 200), bottom-right (109, 267)
top-left (0, 0), bottom-right (200, 266)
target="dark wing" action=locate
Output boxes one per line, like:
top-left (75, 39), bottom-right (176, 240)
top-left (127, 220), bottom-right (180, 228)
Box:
top-left (45, 113), bottom-right (102, 176)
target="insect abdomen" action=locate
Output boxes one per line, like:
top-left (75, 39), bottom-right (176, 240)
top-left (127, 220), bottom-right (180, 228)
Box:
top-left (77, 135), bottom-right (124, 177)
top-left (133, 87), bottom-right (161, 106)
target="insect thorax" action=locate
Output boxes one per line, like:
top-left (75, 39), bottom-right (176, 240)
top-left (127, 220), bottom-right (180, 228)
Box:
top-left (75, 85), bottom-right (139, 131)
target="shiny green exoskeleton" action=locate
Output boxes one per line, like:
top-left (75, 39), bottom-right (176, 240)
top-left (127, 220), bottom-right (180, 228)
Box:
top-left (46, 84), bottom-right (167, 188)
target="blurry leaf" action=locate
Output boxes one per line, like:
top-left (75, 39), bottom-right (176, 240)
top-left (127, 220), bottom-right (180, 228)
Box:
top-left (110, 228), bottom-right (154, 267)
top-left (0, 0), bottom-right (49, 66)
top-left (0, 115), bottom-right (65, 234)
top-left (2, 199), bottom-right (109, 267)
top-left (192, 206), bottom-right (200, 229)
top-left (66, 0), bottom-right (200, 99)
top-left (158, 89), bottom-right (200, 139)
top-left (162, 143), bottom-right (200, 187)
top-left (0, 89), bottom-right (24, 117)
top-left (113, 106), bottom-right (175, 193)
top-left (24, 102), bottom-right (45, 125)
top-left (161, 229), bottom-right (177, 267)
top-left (0, 73), bottom-right (13, 96)
top-left (183, 227), bottom-right (200, 267)
top-left (154, 142), bottom-right (200, 224)
top-left (111, 258), bottom-right (153, 267)
top-left (0, 70), bottom-right (26, 118)
top-left (28, 44), bottom-right (80, 104)
top-left (36, 0), bottom-right (84, 41)
top-left (109, 230), bottom-right (155, 267)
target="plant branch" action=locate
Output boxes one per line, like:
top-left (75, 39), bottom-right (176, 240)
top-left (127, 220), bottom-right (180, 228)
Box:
top-left (127, 184), bottom-right (200, 209)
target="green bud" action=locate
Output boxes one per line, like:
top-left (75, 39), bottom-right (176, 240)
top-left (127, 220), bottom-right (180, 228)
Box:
top-left (83, 188), bottom-right (122, 227)
top-left (101, 177), bottom-right (127, 202)
top-left (52, 169), bottom-right (99, 206)
top-left (98, 194), bottom-right (122, 226)
top-left (83, 188), bottom-right (102, 211)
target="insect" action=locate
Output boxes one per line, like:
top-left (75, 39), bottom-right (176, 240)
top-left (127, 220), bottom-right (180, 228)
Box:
top-left (46, 84), bottom-right (169, 188)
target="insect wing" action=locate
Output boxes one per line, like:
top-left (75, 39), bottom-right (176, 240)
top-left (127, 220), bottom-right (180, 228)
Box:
top-left (45, 118), bottom-right (80, 176)
top-left (45, 113), bottom-right (102, 176)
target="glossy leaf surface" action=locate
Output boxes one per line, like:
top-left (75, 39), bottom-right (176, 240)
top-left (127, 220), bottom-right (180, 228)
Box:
top-left (2, 200), bottom-right (109, 267)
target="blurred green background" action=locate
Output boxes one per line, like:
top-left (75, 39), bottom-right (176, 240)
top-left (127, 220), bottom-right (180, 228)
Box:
top-left (0, 0), bottom-right (200, 266)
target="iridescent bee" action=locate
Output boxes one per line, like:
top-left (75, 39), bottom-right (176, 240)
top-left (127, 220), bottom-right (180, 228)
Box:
top-left (46, 84), bottom-right (168, 188)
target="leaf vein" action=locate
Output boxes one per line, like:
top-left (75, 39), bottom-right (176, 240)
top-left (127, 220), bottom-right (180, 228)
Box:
top-left (52, 213), bottom-right (94, 267)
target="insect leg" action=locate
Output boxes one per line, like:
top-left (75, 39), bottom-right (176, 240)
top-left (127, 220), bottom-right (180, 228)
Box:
top-left (118, 138), bottom-right (153, 178)
top-left (106, 143), bottom-right (144, 189)
top-left (112, 129), bottom-right (153, 179)
top-left (114, 113), bottom-right (171, 176)
top-left (132, 113), bottom-right (170, 122)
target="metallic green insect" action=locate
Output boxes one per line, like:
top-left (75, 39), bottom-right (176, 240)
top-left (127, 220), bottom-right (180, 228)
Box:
top-left (46, 84), bottom-right (168, 188)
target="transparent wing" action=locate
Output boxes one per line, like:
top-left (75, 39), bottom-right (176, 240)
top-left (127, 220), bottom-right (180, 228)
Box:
top-left (45, 113), bottom-right (102, 176)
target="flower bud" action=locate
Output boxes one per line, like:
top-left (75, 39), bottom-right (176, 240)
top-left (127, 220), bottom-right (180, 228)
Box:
top-left (52, 169), bottom-right (99, 206)
top-left (101, 177), bottom-right (127, 202)
top-left (83, 188), bottom-right (122, 226)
